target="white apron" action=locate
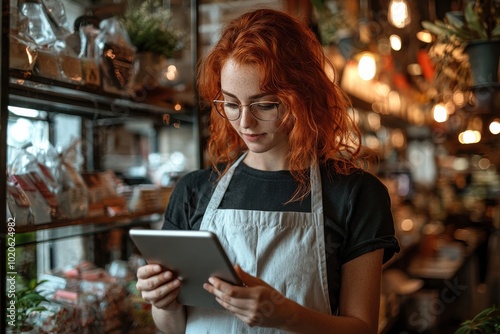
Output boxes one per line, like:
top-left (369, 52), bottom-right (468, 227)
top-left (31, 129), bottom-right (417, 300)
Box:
top-left (185, 154), bottom-right (331, 333)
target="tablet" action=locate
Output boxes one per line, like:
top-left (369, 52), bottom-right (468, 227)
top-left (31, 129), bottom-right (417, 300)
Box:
top-left (129, 229), bottom-right (243, 309)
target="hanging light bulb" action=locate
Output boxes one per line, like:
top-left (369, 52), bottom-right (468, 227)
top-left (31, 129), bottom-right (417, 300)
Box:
top-left (357, 52), bottom-right (377, 81)
top-left (458, 130), bottom-right (481, 144)
top-left (389, 34), bottom-right (402, 51)
top-left (432, 103), bottom-right (448, 123)
top-left (388, 0), bottom-right (411, 28)
top-left (489, 119), bottom-right (500, 135)
top-left (416, 30), bottom-right (433, 43)
top-left (458, 116), bottom-right (482, 144)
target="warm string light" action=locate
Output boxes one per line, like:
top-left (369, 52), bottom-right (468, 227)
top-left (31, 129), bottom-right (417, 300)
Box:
top-left (416, 30), bottom-right (433, 43)
top-left (432, 103), bottom-right (448, 123)
top-left (458, 130), bottom-right (481, 144)
top-left (164, 65), bottom-right (178, 81)
top-left (489, 120), bottom-right (500, 135)
top-left (389, 34), bottom-right (402, 51)
top-left (388, 0), bottom-right (411, 28)
top-left (357, 52), bottom-right (377, 81)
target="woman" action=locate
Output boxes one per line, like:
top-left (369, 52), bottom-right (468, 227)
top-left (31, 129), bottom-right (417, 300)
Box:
top-left (136, 8), bottom-right (400, 334)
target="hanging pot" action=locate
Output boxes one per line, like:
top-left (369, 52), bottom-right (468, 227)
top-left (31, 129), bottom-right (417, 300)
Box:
top-left (464, 40), bottom-right (500, 86)
top-left (134, 51), bottom-right (168, 91)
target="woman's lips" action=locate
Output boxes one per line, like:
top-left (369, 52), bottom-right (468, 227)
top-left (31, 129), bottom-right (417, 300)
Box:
top-left (242, 133), bottom-right (264, 142)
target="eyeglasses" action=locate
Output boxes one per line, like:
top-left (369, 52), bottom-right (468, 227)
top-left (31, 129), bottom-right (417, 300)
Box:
top-left (213, 100), bottom-right (281, 121)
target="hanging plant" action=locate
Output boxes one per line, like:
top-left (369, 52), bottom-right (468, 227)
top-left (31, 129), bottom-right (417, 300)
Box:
top-left (120, 0), bottom-right (185, 59)
top-left (311, 0), bottom-right (356, 46)
top-left (422, 1), bottom-right (500, 87)
top-left (422, 1), bottom-right (500, 42)
top-left (455, 305), bottom-right (500, 334)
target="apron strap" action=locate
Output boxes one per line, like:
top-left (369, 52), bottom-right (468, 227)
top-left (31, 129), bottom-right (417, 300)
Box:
top-left (203, 152), bottom-right (248, 224)
top-left (203, 152), bottom-right (323, 219)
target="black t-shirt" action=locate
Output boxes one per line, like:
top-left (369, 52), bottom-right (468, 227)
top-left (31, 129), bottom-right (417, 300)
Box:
top-left (163, 162), bottom-right (400, 312)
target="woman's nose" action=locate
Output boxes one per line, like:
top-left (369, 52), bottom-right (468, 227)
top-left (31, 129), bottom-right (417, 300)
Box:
top-left (239, 105), bottom-right (257, 128)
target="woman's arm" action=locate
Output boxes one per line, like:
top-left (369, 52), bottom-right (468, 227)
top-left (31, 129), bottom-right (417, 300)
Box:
top-left (136, 265), bottom-right (187, 334)
top-left (284, 249), bottom-right (384, 334)
top-left (152, 304), bottom-right (187, 334)
top-left (204, 249), bottom-right (384, 334)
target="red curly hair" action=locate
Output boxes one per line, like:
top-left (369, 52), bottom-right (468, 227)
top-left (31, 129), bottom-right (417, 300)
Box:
top-left (197, 8), bottom-right (362, 201)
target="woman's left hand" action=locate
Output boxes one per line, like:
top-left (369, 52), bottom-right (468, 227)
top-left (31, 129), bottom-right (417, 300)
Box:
top-left (203, 264), bottom-right (295, 329)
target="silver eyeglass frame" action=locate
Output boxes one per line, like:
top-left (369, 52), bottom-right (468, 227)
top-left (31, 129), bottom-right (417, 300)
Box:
top-left (212, 100), bottom-right (281, 121)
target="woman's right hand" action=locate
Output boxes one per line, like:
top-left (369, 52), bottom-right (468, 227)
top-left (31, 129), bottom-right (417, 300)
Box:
top-left (136, 264), bottom-right (183, 311)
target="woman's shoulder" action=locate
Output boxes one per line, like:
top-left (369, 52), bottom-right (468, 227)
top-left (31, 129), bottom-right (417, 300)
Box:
top-left (176, 165), bottom-right (220, 190)
top-left (319, 161), bottom-right (390, 204)
top-left (321, 161), bottom-right (386, 188)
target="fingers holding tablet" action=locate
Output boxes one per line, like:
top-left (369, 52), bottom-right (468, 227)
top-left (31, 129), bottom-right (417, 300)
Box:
top-left (136, 264), bottom-right (183, 310)
top-left (129, 229), bottom-right (243, 309)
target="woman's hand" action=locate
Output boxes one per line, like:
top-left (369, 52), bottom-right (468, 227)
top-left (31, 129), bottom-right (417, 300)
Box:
top-left (203, 265), bottom-right (294, 329)
top-left (136, 264), bottom-right (183, 311)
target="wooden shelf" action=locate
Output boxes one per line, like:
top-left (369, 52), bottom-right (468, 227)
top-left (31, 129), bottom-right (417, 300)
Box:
top-left (9, 69), bottom-right (194, 122)
top-left (8, 211), bottom-right (163, 247)
top-left (14, 210), bottom-right (164, 234)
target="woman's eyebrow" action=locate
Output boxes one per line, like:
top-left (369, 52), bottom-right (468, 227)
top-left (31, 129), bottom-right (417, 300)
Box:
top-left (221, 90), bottom-right (270, 100)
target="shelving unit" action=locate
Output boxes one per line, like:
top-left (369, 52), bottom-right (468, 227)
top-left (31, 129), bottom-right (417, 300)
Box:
top-left (1, 0), bottom-right (11, 331)
top-left (9, 69), bottom-right (195, 122)
top-left (15, 211), bottom-right (163, 235)
top-left (1, 1), bottom-right (200, 332)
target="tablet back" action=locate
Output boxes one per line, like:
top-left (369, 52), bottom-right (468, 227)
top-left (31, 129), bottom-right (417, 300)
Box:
top-left (129, 229), bottom-right (242, 309)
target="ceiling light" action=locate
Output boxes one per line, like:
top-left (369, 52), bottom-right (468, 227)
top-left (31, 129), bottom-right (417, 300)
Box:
top-left (367, 112), bottom-right (381, 130)
top-left (416, 30), bottom-right (434, 43)
top-left (407, 63), bottom-right (422, 76)
top-left (452, 90), bottom-right (466, 107)
top-left (432, 103), bottom-right (448, 123)
top-left (458, 130), bottom-right (481, 144)
top-left (389, 34), bottom-right (402, 51)
top-left (388, 0), bottom-right (411, 28)
top-left (452, 157), bottom-right (469, 171)
top-left (478, 158), bottom-right (490, 170)
top-left (489, 119), bottom-right (500, 135)
top-left (357, 52), bottom-right (377, 81)
top-left (391, 129), bottom-right (406, 148)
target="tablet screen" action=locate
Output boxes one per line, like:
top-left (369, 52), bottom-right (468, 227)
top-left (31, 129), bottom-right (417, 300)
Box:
top-left (129, 229), bottom-right (243, 309)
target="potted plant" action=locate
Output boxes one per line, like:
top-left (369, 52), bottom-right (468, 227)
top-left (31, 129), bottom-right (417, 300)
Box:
top-left (422, 0), bottom-right (500, 87)
top-left (120, 0), bottom-right (185, 90)
top-left (7, 279), bottom-right (50, 334)
top-left (311, 0), bottom-right (360, 60)
top-left (455, 305), bottom-right (500, 333)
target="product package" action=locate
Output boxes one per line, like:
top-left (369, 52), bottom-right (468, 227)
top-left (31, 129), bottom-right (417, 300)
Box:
top-left (6, 180), bottom-right (33, 226)
top-left (9, 5), bottom-right (38, 72)
top-left (95, 17), bottom-right (137, 95)
top-left (58, 139), bottom-right (89, 219)
top-left (9, 174), bottom-right (53, 224)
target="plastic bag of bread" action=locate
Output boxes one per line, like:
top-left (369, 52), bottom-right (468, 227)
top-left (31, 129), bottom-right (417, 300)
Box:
top-left (8, 145), bottom-right (55, 224)
top-left (9, 145), bottom-right (64, 223)
top-left (9, 174), bottom-right (53, 224)
top-left (58, 139), bottom-right (89, 218)
top-left (6, 180), bottom-right (34, 226)
top-left (95, 17), bottom-right (137, 95)
top-left (9, 6), bottom-right (38, 71)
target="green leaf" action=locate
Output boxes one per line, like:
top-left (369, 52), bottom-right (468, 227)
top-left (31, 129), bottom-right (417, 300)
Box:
top-left (464, 2), bottom-right (487, 39)
top-left (473, 306), bottom-right (497, 320)
top-left (446, 12), bottom-right (465, 30)
top-left (310, 0), bottom-right (325, 10)
top-left (27, 306), bottom-right (48, 313)
top-left (422, 21), bottom-right (446, 36)
top-left (492, 24), bottom-right (500, 38)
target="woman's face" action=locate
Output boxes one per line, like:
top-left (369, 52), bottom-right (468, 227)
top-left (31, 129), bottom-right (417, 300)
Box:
top-left (220, 59), bottom-right (289, 165)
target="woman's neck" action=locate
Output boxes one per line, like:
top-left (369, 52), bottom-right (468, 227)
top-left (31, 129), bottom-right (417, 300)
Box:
top-left (243, 152), bottom-right (288, 171)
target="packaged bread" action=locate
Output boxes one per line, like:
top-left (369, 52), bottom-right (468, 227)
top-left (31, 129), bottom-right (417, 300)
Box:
top-left (95, 17), bottom-right (136, 94)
